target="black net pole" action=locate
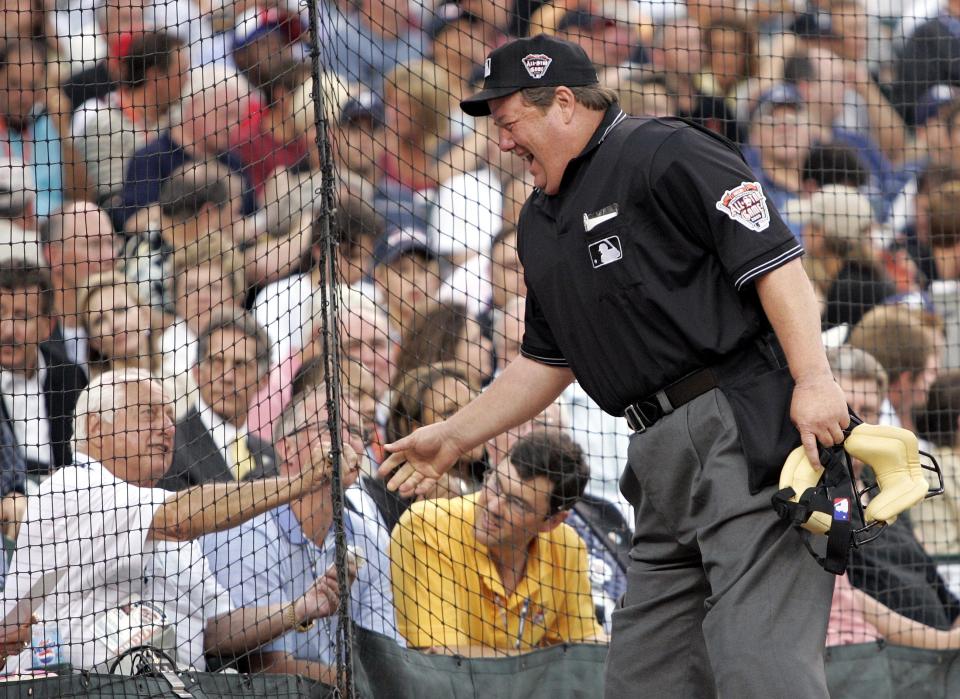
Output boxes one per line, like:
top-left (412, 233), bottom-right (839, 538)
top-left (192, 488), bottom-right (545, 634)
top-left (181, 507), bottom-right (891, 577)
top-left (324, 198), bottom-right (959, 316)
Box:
top-left (303, 0), bottom-right (354, 696)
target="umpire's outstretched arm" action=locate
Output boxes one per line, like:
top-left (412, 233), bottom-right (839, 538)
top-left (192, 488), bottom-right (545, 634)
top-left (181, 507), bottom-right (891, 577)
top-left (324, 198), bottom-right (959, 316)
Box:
top-left (379, 357), bottom-right (575, 497)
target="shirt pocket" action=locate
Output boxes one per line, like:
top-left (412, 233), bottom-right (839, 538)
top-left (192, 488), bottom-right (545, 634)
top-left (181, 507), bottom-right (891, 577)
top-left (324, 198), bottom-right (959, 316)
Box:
top-left (595, 278), bottom-right (671, 381)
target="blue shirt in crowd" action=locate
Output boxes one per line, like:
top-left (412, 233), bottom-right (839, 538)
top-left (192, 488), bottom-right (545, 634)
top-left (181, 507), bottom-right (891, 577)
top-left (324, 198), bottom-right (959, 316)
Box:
top-left (2, 111), bottom-right (64, 220)
top-left (109, 131), bottom-right (257, 231)
top-left (202, 500), bottom-right (401, 665)
top-left (318, 1), bottom-right (426, 96)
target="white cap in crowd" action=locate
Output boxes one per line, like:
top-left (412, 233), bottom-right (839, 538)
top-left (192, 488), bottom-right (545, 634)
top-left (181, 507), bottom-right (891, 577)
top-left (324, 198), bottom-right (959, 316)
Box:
top-left (782, 185), bottom-right (875, 243)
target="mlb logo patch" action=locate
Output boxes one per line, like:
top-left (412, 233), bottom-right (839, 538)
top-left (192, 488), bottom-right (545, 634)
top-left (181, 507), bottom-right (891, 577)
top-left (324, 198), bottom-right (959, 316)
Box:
top-left (715, 181), bottom-right (771, 232)
top-left (522, 53), bottom-right (552, 79)
top-left (832, 497), bottom-right (851, 522)
top-left (588, 236), bottom-right (623, 268)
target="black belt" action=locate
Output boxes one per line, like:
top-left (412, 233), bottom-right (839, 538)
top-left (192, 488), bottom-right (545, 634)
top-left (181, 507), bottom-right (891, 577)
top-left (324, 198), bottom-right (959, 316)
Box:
top-left (624, 368), bottom-right (718, 433)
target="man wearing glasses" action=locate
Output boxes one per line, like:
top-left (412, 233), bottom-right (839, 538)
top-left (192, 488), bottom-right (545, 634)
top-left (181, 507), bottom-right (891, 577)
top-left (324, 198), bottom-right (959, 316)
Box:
top-left (202, 386), bottom-right (399, 684)
top-left (159, 309), bottom-right (277, 490)
top-left (389, 430), bottom-right (603, 656)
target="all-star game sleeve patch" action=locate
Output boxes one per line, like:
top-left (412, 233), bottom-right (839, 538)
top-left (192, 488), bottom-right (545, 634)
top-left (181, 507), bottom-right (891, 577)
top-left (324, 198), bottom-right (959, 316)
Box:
top-left (714, 181), bottom-right (770, 233)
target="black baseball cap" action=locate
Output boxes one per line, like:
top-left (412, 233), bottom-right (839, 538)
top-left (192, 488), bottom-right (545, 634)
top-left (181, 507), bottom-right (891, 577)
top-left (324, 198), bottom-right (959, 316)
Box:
top-left (460, 34), bottom-right (599, 117)
top-left (373, 227), bottom-right (438, 267)
top-left (340, 89), bottom-right (384, 126)
top-left (916, 84), bottom-right (960, 125)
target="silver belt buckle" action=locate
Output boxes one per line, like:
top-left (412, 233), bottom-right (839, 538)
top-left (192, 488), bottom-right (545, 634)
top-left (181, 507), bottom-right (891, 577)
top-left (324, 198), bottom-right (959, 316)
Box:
top-left (624, 404), bottom-right (646, 433)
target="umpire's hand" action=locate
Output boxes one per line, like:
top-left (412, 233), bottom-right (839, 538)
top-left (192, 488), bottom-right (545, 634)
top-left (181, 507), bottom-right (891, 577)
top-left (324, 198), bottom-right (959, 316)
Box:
top-left (791, 372), bottom-right (850, 469)
top-left (378, 422), bottom-right (464, 498)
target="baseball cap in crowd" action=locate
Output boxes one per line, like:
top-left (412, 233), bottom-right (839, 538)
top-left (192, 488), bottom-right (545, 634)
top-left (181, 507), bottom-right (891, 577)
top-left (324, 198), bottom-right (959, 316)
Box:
top-left (108, 31), bottom-right (136, 61)
top-left (340, 89), bottom-right (385, 127)
top-left (374, 227), bottom-right (439, 267)
top-left (790, 11), bottom-right (835, 39)
top-left (915, 84), bottom-right (960, 126)
top-left (460, 34), bottom-right (599, 117)
top-left (427, 2), bottom-right (479, 39)
top-left (782, 185), bottom-right (875, 241)
top-left (233, 6), bottom-right (305, 51)
top-left (751, 83), bottom-right (804, 119)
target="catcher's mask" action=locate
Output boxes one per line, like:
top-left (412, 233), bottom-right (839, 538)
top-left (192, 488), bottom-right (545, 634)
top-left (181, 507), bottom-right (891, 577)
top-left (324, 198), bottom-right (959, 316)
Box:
top-left (771, 414), bottom-right (944, 575)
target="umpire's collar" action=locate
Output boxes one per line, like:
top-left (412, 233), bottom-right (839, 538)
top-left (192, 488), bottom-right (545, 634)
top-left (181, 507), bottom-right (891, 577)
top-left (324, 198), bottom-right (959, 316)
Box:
top-left (575, 104), bottom-right (628, 162)
top-left (532, 104), bottom-right (627, 210)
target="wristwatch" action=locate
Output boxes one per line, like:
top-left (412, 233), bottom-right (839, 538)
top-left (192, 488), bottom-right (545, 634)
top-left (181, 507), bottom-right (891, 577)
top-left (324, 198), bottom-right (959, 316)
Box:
top-left (285, 603), bottom-right (316, 632)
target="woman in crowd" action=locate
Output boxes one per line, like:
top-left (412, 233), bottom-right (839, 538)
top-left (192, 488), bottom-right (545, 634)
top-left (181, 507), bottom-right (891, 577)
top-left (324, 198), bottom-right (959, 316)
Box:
top-left (251, 195), bottom-right (383, 362)
top-left (697, 18), bottom-right (760, 130)
top-left (78, 269), bottom-right (160, 376)
top-left (376, 60), bottom-right (449, 230)
top-left (371, 362), bottom-right (486, 531)
top-left (783, 185), bottom-right (895, 328)
top-left (392, 301), bottom-right (493, 392)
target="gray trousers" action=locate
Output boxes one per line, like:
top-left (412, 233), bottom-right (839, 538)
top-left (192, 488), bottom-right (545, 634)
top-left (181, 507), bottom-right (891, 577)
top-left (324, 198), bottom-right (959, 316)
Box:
top-left (604, 389), bottom-right (834, 698)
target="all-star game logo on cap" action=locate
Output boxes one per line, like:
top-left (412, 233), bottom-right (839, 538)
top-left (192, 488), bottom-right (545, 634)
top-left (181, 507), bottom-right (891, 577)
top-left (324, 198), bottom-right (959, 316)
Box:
top-left (461, 35), bottom-right (599, 117)
top-left (522, 53), bottom-right (553, 79)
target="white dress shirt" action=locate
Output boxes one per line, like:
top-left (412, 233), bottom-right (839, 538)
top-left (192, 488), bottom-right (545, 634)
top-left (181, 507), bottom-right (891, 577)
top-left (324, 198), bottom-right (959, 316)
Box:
top-left (143, 537), bottom-right (232, 670)
top-left (560, 383), bottom-right (634, 522)
top-left (0, 352), bottom-right (54, 467)
top-left (1, 453), bottom-right (170, 672)
top-left (59, 324), bottom-right (89, 374)
top-left (251, 273), bottom-right (316, 365)
top-left (159, 320), bottom-right (199, 419)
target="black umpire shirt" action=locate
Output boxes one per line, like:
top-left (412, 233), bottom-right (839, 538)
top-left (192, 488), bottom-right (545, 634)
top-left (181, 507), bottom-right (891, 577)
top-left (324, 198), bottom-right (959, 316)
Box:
top-left (517, 106), bottom-right (803, 416)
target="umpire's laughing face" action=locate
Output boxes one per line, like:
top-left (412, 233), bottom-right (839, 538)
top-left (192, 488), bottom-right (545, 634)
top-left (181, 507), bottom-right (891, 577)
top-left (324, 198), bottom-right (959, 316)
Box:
top-left (490, 88), bottom-right (579, 196)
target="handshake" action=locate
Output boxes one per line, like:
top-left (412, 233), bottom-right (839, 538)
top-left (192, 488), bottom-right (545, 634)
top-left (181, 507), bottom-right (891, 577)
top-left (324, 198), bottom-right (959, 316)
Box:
top-left (295, 441), bottom-right (362, 493)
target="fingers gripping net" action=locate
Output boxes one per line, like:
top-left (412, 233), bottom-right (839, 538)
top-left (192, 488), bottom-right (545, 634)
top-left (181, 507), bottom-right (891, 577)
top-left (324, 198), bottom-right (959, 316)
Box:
top-left (0, 1), bottom-right (954, 697)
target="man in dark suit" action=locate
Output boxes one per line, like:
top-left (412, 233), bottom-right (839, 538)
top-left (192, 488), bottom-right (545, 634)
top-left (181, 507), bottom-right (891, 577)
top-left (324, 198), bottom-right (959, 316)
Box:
top-left (160, 309), bottom-right (277, 490)
top-left (0, 258), bottom-right (87, 498)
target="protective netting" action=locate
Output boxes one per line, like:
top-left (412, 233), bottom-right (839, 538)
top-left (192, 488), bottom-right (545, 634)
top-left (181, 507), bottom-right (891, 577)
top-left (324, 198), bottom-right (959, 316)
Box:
top-left (0, 1), bottom-right (955, 697)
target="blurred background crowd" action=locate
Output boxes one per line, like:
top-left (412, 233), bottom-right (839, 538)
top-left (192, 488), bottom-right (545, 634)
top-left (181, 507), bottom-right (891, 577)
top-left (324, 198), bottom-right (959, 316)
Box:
top-left (1, 0), bottom-right (960, 683)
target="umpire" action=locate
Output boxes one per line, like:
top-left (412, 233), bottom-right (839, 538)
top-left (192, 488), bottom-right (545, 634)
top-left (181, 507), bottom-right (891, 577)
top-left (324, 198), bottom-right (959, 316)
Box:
top-left (380, 35), bottom-right (848, 697)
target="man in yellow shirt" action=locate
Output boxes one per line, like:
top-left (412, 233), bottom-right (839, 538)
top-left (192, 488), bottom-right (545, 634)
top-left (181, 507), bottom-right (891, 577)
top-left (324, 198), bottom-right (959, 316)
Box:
top-left (390, 430), bottom-right (604, 656)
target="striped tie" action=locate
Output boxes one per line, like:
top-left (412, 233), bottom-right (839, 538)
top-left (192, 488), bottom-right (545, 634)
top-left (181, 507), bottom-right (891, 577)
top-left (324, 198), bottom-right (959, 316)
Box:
top-left (229, 433), bottom-right (254, 481)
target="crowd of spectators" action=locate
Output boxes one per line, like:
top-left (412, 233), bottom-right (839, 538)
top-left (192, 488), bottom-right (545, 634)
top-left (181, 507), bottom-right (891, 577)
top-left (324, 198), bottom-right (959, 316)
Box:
top-left (0, 0), bottom-right (958, 681)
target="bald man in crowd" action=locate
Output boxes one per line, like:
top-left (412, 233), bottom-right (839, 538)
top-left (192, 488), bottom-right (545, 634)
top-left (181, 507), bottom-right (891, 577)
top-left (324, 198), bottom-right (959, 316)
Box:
top-left (2, 369), bottom-right (355, 673)
top-left (42, 202), bottom-right (118, 370)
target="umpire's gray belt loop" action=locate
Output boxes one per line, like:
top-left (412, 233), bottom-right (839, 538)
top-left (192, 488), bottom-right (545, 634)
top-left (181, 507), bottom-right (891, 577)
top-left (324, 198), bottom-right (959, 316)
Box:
top-left (655, 390), bottom-right (674, 415)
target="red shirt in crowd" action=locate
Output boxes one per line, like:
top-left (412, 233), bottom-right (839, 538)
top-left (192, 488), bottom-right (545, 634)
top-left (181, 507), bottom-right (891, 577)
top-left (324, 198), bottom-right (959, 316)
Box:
top-left (235, 102), bottom-right (309, 196)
